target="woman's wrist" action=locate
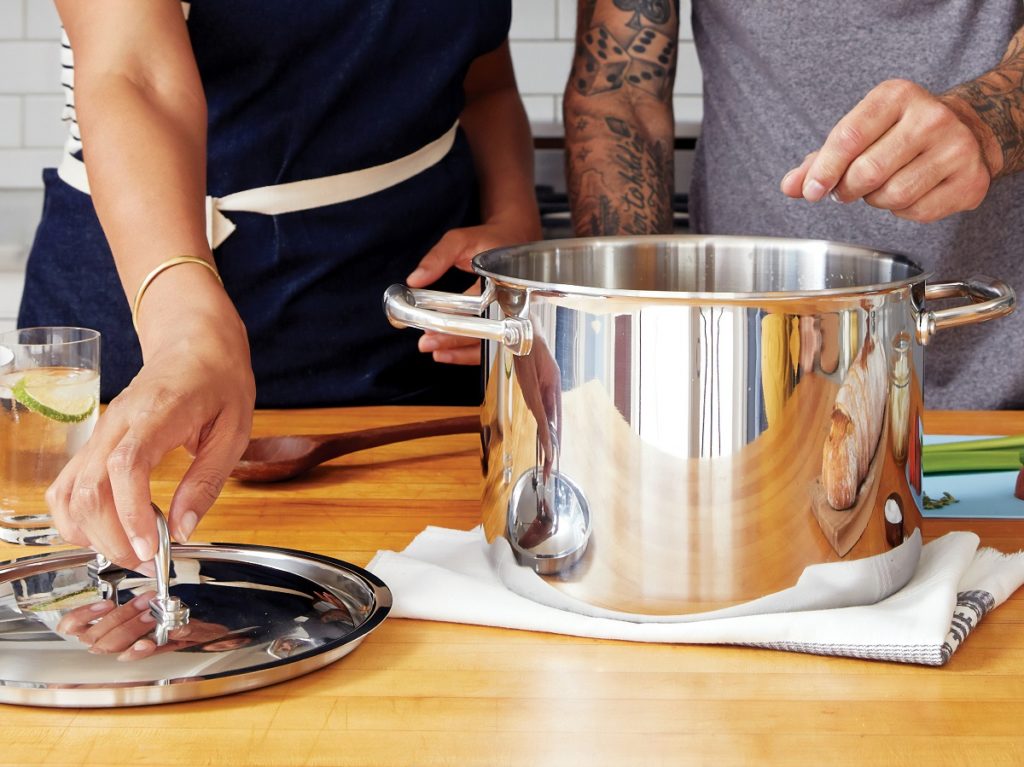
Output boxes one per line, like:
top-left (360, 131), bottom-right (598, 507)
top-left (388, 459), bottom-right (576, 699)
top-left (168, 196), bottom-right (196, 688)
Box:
top-left (133, 265), bottom-right (246, 360)
top-left (483, 205), bottom-right (543, 242)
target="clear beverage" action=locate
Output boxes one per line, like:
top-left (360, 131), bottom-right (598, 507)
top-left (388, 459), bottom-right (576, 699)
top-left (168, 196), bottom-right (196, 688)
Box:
top-left (0, 327), bottom-right (100, 545)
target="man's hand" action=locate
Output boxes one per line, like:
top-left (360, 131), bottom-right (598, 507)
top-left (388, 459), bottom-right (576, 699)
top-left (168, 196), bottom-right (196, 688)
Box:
top-left (781, 79), bottom-right (993, 223)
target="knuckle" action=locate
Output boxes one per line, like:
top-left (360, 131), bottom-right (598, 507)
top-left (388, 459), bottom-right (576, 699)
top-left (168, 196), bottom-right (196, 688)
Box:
top-left (106, 440), bottom-right (149, 477)
top-left (882, 181), bottom-right (916, 210)
top-left (60, 526), bottom-right (90, 547)
top-left (831, 121), bottom-right (866, 155)
top-left (139, 387), bottom-right (186, 420)
top-left (44, 481), bottom-right (63, 509)
top-left (847, 155), bottom-right (886, 190)
top-left (102, 393), bottom-right (126, 418)
top-left (902, 203), bottom-right (940, 224)
top-left (963, 175), bottom-right (989, 209)
top-left (878, 78), bottom-right (917, 101)
top-left (919, 102), bottom-right (955, 132)
top-left (67, 480), bottom-right (102, 522)
top-left (106, 543), bottom-right (138, 565)
top-left (189, 470), bottom-right (226, 506)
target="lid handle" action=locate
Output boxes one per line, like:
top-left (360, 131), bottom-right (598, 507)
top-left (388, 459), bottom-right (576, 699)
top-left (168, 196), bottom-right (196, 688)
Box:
top-left (148, 503), bottom-right (190, 645)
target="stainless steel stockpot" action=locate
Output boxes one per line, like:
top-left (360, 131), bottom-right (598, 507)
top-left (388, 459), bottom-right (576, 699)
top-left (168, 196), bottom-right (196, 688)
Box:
top-left (384, 235), bottom-right (1014, 617)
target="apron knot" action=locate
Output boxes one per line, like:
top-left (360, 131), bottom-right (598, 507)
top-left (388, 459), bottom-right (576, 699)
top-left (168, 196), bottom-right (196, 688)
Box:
top-left (205, 196), bottom-right (237, 250)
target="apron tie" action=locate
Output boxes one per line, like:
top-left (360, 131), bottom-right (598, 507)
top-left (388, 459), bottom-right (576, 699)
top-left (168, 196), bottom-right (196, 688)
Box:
top-left (205, 196), bottom-right (237, 249)
top-left (57, 121), bottom-right (459, 251)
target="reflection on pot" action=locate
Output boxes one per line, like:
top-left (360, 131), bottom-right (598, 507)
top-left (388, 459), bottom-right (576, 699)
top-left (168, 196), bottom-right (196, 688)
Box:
top-left (507, 334), bottom-right (592, 574)
top-left (507, 466), bottom-right (591, 576)
top-left (820, 332), bottom-right (888, 511)
top-left (889, 332), bottom-right (911, 464)
top-left (884, 493), bottom-right (905, 549)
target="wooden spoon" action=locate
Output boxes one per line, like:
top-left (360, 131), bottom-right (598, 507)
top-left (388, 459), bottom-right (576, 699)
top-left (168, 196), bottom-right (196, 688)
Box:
top-left (231, 415), bottom-right (480, 482)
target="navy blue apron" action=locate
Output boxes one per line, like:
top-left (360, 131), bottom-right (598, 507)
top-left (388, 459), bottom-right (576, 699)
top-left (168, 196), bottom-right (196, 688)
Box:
top-left (20, 1), bottom-right (509, 407)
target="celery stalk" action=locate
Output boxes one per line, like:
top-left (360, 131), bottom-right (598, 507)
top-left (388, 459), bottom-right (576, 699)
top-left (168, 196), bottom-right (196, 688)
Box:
top-left (923, 434), bottom-right (1024, 455)
top-left (922, 448), bottom-right (1024, 475)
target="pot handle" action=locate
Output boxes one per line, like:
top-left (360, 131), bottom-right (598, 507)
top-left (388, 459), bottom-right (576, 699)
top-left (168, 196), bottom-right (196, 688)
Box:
top-left (383, 284), bottom-right (533, 356)
top-left (917, 275), bottom-right (1015, 345)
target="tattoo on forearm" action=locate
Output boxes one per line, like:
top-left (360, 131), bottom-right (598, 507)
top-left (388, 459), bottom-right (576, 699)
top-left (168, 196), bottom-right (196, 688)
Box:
top-left (566, 0), bottom-right (679, 236)
top-left (567, 114), bottom-right (672, 236)
top-left (949, 28), bottom-right (1024, 176)
top-left (613, 0), bottom-right (672, 30)
top-left (572, 23), bottom-right (676, 98)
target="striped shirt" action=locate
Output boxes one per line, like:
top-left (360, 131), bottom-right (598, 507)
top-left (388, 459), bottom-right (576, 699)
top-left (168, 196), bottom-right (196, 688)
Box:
top-left (59, 4), bottom-right (191, 158)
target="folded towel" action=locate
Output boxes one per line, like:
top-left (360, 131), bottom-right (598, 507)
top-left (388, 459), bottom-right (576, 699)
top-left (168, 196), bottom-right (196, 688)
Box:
top-left (368, 526), bottom-right (1024, 665)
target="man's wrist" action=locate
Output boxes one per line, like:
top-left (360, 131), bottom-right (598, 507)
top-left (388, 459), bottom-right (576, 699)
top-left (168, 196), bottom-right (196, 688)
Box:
top-left (939, 85), bottom-right (1007, 179)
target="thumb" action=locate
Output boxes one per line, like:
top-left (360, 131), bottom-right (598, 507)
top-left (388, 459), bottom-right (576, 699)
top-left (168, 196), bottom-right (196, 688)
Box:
top-left (407, 240), bottom-right (454, 288)
top-left (781, 151), bottom-right (818, 198)
top-left (168, 416), bottom-right (249, 542)
top-left (407, 230), bottom-right (477, 287)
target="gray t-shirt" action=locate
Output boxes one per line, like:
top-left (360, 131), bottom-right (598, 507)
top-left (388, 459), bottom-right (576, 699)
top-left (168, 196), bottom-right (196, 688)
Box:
top-left (690, 0), bottom-right (1024, 409)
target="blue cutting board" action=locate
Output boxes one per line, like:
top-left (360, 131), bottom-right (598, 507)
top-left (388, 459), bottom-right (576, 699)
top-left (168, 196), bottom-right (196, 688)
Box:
top-left (921, 434), bottom-right (1024, 519)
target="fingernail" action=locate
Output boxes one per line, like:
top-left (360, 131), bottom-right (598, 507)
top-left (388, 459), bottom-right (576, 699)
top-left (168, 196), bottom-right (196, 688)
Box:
top-left (132, 593), bottom-right (151, 609)
top-left (131, 536), bottom-right (154, 563)
top-left (419, 337), bottom-right (439, 352)
top-left (433, 352), bottom-right (452, 364)
top-left (177, 510), bottom-right (198, 543)
top-left (828, 191), bottom-right (844, 204)
top-left (90, 600), bottom-right (114, 612)
top-left (781, 169), bottom-right (796, 185)
top-left (136, 562), bottom-right (156, 578)
top-left (407, 267), bottom-right (427, 284)
top-left (118, 639), bottom-right (151, 661)
top-left (803, 179), bottom-right (828, 202)
top-left (139, 612), bottom-right (155, 624)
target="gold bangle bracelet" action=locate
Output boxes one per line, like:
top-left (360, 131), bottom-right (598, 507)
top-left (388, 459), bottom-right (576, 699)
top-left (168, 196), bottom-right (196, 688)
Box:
top-left (131, 256), bottom-right (224, 334)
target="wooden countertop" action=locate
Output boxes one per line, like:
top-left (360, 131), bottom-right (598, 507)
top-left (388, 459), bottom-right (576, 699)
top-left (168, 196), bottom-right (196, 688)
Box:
top-left (3, 407), bottom-right (1024, 766)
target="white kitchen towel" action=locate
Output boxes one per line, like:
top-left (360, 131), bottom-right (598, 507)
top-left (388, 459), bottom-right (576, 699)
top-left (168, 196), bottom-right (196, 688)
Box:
top-left (367, 526), bottom-right (1024, 665)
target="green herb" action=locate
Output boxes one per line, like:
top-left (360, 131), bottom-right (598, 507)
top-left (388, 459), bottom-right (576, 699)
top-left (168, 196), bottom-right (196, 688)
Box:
top-left (922, 492), bottom-right (959, 510)
top-left (923, 434), bottom-right (1024, 455)
top-left (923, 448), bottom-right (1024, 475)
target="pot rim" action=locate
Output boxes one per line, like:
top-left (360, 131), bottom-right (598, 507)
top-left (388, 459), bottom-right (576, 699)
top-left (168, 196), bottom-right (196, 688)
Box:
top-left (472, 234), bottom-right (931, 301)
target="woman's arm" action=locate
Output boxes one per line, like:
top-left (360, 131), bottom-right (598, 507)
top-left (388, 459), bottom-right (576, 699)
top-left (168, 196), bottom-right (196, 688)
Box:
top-left (458, 40), bottom-right (543, 246)
top-left (408, 40), bottom-right (542, 365)
top-left (48, 0), bottom-right (254, 568)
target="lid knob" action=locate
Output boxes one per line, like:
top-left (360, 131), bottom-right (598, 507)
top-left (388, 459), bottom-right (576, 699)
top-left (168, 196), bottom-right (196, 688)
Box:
top-left (148, 503), bottom-right (190, 644)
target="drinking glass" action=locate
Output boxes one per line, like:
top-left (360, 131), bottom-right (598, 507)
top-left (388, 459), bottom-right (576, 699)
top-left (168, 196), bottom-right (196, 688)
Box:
top-left (0, 327), bottom-right (100, 545)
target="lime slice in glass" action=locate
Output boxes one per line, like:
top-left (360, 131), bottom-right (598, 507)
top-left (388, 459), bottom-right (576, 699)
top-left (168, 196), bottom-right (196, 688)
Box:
top-left (12, 369), bottom-right (97, 423)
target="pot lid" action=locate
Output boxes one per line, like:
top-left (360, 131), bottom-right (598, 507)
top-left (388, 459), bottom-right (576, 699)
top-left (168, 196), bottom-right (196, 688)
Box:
top-left (0, 510), bottom-right (391, 708)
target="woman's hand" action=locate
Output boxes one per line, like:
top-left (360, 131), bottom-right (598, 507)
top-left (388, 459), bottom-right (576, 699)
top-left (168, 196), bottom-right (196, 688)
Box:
top-left (406, 218), bottom-right (537, 365)
top-left (780, 79), bottom-right (994, 223)
top-left (46, 290), bottom-right (255, 572)
top-left (57, 590), bottom-right (231, 661)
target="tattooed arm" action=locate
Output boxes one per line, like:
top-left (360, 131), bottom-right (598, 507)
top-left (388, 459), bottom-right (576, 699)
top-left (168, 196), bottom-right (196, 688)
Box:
top-left (782, 24), bottom-right (1024, 223)
top-left (944, 27), bottom-right (1024, 180)
top-left (564, 0), bottom-right (680, 235)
